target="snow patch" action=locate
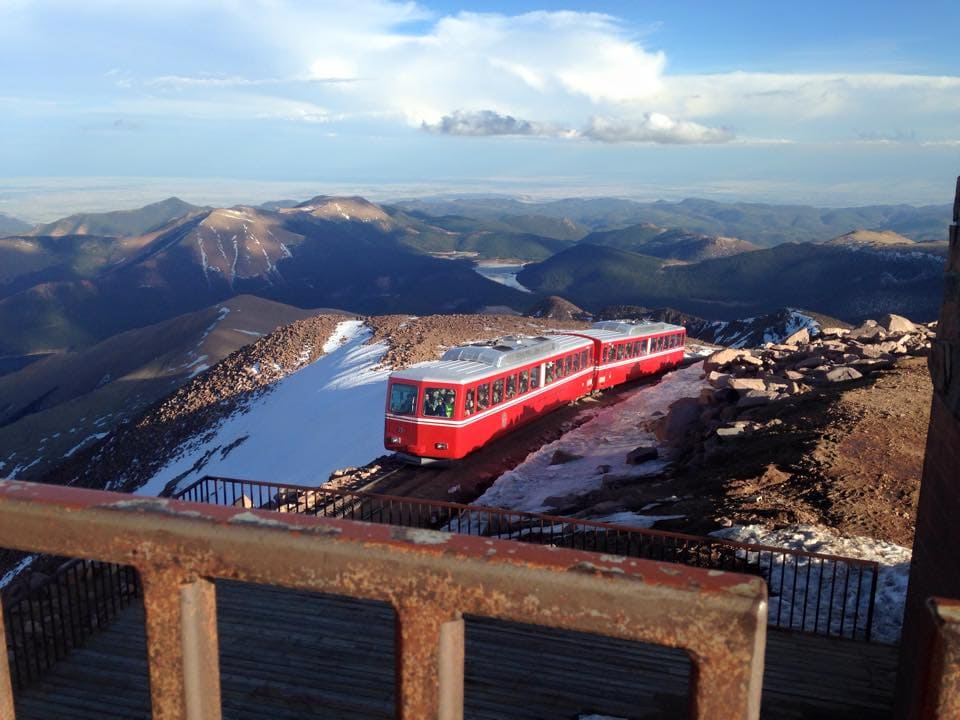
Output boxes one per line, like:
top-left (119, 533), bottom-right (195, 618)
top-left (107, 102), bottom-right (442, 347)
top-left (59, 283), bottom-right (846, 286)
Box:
top-left (473, 262), bottom-right (532, 293)
top-left (322, 319), bottom-right (365, 354)
top-left (0, 555), bottom-right (38, 589)
top-left (137, 325), bottom-right (391, 496)
top-left (713, 524), bottom-right (910, 644)
top-left (64, 432), bottom-right (109, 458)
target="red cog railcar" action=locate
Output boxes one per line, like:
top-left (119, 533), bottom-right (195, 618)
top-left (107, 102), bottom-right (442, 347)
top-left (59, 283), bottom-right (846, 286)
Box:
top-left (384, 320), bottom-right (685, 462)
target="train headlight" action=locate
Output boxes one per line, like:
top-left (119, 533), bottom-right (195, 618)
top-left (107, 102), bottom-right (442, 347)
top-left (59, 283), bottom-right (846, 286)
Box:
top-left (388, 436), bottom-right (401, 444)
top-left (434, 442), bottom-right (448, 450)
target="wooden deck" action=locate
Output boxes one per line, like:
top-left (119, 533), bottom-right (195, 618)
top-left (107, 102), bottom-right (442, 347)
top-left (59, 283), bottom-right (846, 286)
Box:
top-left (13, 582), bottom-right (897, 719)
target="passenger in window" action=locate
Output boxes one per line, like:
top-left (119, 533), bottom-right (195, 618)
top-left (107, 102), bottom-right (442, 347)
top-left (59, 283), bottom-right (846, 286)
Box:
top-left (506, 375), bottom-right (516, 399)
top-left (442, 390), bottom-right (455, 417)
top-left (565, 356), bottom-right (572, 374)
top-left (573, 354), bottom-right (580, 372)
top-left (530, 367), bottom-right (540, 389)
top-left (544, 361), bottom-right (555, 384)
top-left (492, 379), bottom-right (504, 404)
top-left (465, 389), bottom-right (475, 416)
top-left (519, 370), bottom-right (529, 393)
top-left (478, 384), bottom-right (490, 410)
top-left (617, 344), bottom-right (625, 360)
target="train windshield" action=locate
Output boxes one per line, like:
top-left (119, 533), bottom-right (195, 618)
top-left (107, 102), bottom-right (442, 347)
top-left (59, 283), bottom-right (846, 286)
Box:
top-left (389, 383), bottom-right (418, 415)
top-left (423, 387), bottom-right (456, 417)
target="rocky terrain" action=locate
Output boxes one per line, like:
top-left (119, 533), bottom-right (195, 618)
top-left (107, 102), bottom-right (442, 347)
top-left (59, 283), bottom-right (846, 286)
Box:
top-left (546, 313), bottom-right (935, 546)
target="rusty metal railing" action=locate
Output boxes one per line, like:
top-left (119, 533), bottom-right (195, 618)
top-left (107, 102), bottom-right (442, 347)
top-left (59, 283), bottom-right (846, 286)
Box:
top-left (1, 559), bottom-right (139, 689)
top-left (178, 474), bottom-right (881, 641)
top-left (0, 478), bottom-right (769, 719)
top-left (920, 598), bottom-right (960, 718)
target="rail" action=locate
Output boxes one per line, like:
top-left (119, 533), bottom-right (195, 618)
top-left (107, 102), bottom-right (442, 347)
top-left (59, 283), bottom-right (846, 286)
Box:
top-left (0, 479), bottom-right (769, 720)
top-left (1, 559), bottom-right (139, 689)
top-left (178, 474), bottom-right (881, 642)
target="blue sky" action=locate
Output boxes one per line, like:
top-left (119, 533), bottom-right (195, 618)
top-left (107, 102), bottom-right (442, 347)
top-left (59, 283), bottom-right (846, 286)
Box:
top-left (1, 0), bottom-right (958, 220)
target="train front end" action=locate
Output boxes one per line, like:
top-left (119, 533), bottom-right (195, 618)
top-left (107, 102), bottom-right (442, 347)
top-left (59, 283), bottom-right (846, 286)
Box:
top-left (383, 371), bottom-right (463, 462)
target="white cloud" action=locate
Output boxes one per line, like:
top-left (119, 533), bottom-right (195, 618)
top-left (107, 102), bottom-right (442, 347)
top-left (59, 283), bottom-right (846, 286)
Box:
top-left (581, 113), bottom-right (734, 144)
top-left (3, 1), bottom-right (960, 148)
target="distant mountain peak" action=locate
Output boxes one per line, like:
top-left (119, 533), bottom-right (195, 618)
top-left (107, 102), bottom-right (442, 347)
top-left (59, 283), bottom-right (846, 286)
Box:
top-left (824, 229), bottom-right (915, 247)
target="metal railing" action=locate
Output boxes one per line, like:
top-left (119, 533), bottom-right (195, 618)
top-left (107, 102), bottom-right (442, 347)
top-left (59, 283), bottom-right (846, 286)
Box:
top-left (1, 559), bottom-right (139, 689)
top-left (0, 479), bottom-right (769, 720)
top-left (178, 474), bottom-right (881, 641)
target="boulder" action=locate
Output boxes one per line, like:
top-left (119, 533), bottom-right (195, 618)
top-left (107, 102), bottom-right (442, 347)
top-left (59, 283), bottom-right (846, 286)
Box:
top-left (785, 370), bottom-right (805, 381)
top-left (707, 371), bottom-right (732, 388)
top-left (626, 446), bottom-right (659, 465)
top-left (716, 425), bottom-right (748, 438)
top-left (824, 366), bottom-right (864, 383)
top-left (782, 328), bottom-right (810, 346)
top-left (654, 397), bottom-right (703, 446)
top-left (728, 377), bottom-right (767, 392)
top-left (703, 348), bottom-right (743, 371)
top-left (549, 449), bottom-right (583, 465)
top-left (821, 327), bottom-right (850, 338)
top-left (737, 390), bottom-right (779, 408)
top-left (879, 313), bottom-right (916, 334)
top-left (848, 322), bottom-right (885, 342)
top-left (794, 354), bottom-right (827, 369)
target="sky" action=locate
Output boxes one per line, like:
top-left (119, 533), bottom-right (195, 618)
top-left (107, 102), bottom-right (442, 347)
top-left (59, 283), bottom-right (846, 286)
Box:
top-left (1, 0), bottom-right (959, 220)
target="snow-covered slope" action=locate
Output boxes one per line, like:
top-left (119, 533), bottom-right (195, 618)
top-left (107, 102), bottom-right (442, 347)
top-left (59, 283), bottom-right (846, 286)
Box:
top-left (137, 320), bottom-right (390, 495)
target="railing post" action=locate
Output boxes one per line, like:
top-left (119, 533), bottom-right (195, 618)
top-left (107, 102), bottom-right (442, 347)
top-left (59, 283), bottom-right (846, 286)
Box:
top-left (689, 610), bottom-right (767, 720)
top-left (140, 571), bottom-right (222, 720)
top-left (0, 600), bottom-right (15, 720)
top-left (919, 598), bottom-right (960, 719)
top-left (394, 603), bottom-right (464, 720)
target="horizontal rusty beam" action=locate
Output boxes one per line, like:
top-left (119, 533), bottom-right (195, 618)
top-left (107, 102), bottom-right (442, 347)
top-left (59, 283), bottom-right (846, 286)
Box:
top-left (0, 480), bottom-right (768, 719)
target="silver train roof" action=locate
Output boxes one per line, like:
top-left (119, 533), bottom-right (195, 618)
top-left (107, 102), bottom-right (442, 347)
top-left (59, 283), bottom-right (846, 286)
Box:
top-left (389, 321), bottom-right (685, 385)
top-left (390, 334), bottom-right (592, 385)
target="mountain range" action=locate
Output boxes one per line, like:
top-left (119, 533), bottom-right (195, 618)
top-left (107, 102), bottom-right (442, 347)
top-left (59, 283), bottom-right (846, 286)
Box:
top-left (0, 191), bottom-right (951, 368)
top-left (396, 196), bottom-right (950, 246)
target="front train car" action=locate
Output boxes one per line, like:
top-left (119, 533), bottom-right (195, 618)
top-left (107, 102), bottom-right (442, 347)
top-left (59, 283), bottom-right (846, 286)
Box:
top-left (384, 334), bottom-right (593, 462)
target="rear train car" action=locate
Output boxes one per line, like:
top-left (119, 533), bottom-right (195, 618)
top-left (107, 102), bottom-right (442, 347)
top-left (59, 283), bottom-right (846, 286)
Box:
top-left (570, 321), bottom-right (686, 391)
top-left (384, 334), bottom-right (593, 461)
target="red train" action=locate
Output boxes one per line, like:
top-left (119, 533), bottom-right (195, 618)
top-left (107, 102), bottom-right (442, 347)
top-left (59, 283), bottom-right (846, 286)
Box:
top-left (383, 320), bottom-right (686, 462)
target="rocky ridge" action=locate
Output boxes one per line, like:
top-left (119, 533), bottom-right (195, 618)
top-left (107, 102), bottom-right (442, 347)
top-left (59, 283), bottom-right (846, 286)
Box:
top-left (684, 314), bottom-right (935, 448)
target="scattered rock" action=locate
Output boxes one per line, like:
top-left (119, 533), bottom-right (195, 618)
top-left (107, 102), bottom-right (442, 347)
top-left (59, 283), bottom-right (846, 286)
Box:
top-left (550, 449), bottom-right (584, 465)
top-left (782, 328), bottom-right (810, 346)
top-left (728, 377), bottom-right (767, 392)
top-left (880, 314), bottom-right (916, 334)
top-left (823, 366), bottom-right (864, 383)
top-left (626, 446), bottom-right (659, 465)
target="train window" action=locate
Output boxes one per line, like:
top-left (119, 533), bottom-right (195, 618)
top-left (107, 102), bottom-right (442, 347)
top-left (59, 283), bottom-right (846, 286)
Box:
top-left (565, 355), bottom-right (573, 374)
top-left (492, 379), bottom-right (505, 405)
top-left (544, 361), bottom-right (555, 384)
top-left (657, 337), bottom-right (664, 352)
top-left (530, 366), bottom-right (541, 389)
top-left (464, 388), bottom-right (475, 416)
top-left (506, 374), bottom-right (516, 400)
top-left (556, 357), bottom-right (566, 379)
top-left (477, 383), bottom-right (490, 410)
top-left (602, 347), bottom-right (610, 363)
top-left (519, 370), bottom-right (529, 393)
top-left (389, 383), bottom-right (417, 415)
top-left (632, 341), bottom-right (640, 355)
top-left (572, 353), bottom-right (580, 372)
top-left (423, 387), bottom-right (455, 418)
top-left (625, 342), bottom-right (634, 358)
top-left (581, 350), bottom-right (588, 366)
top-left (616, 344), bottom-right (625, 360)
